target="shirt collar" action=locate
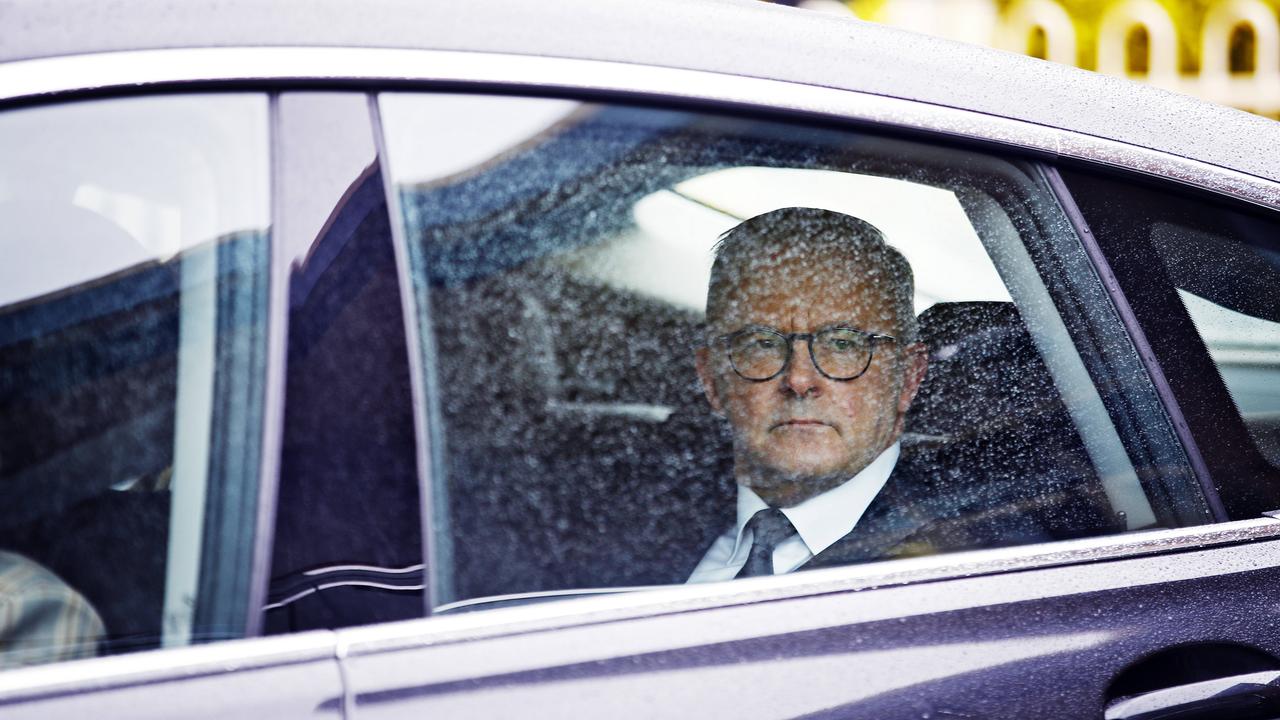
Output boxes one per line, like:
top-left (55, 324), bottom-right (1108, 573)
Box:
top-left (731, 441), bottom-right (900, 559)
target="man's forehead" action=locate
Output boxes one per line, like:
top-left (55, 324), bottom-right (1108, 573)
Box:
top-left (714, 270), bottom-right (895, 327)
top-left (726, 247), bottom-right (888, 293)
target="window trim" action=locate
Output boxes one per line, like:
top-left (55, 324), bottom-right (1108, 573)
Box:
top-left (249, 92), bottom-right (288, 640)
top-left (369, 95), bottom-right (452, 613)
top-left (0, 630), bottom-right (337, 706)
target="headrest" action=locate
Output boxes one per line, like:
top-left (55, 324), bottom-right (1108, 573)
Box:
top-left (906, 301), bottom-right (1059, 440)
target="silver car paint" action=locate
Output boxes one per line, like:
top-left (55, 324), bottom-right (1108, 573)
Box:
top-left (2, 0), bottom-right (1279, 183)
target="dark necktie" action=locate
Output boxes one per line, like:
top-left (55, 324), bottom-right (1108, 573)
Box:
top-left (736, 508), bottom-right (797, 579)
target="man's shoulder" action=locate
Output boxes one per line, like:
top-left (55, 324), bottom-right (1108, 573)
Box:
top-left (0, 550), bottom-right (105, 668)
top-left (0, 550), bottom-right (72, 595)
top-left (883, 446), bottom-right (1058, 555)
top-left (803, 447), bottom-right (1055, 569)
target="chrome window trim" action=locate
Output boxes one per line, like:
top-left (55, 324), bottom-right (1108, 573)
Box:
top-left (2, 47), bottom-right (1279, 210)
top-left (338, 516), bottom-right (1280, 656)
top-left (0, 631), bottom-right (337, 704)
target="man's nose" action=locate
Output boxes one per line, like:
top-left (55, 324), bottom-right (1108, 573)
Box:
top-left (780, 339), bottom-right (823, 397)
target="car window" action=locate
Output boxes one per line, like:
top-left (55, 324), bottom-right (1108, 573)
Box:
top-left (377, 93), bottom-right (1213, 613)
top-left (1057, 166), bottom-right (1280, 519)
top-left (0, 95), bottom-right (270, 666)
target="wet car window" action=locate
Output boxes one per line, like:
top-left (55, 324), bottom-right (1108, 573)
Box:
top-left (378, 94), bottom-right (1210, 613)
top-left (0, 95), bottom-right (270, 666)
top-left (1059, 167), bottom-right (1280, 519)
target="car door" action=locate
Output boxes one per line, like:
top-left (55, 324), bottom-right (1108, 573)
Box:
top-left (333, 68), bottom-right (1280, 719)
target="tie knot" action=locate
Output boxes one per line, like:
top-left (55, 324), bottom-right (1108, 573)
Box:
top-left (745, 508), bottom-right (795, 550)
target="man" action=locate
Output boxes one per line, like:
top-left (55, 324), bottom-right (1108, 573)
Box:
top-left (688, 206), bottom-right (931, 582)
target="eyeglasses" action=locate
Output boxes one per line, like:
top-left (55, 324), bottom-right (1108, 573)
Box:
top-left (715, 326), bottom-right (897, 382)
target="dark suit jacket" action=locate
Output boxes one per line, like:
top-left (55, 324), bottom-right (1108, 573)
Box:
top-left (690, 451), bottom-right (1056, 577)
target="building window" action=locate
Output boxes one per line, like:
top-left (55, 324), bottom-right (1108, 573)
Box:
top-left (1027, 25), bottom-right (1049, 60)
top-left (1126, 24), bottom-right (1151, 75)
top-left (1229, 21), bottom-right (1257, 74)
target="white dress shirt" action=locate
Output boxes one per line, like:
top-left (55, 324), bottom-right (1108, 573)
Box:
top-left (686, 442), bottom-right (900, 583)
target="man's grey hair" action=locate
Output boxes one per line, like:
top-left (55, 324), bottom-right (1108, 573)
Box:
top-left (706, 206), bottom-right (918, 344)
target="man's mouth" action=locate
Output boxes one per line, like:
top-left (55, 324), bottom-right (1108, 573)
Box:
top-left (771, 419), bottom-right (832, 431)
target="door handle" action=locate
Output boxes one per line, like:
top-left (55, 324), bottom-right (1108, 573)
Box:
top-left (1106, 670), bottom-right (1280, 720)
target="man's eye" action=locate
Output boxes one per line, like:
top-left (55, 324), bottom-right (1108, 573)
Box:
top-left (822, 333), bottom-right (865, 353)
top-left (752, 338), bottom-right (779, 350)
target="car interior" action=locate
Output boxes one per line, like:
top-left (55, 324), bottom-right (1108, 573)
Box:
top-left (0, 257), bottom-right (179, 653)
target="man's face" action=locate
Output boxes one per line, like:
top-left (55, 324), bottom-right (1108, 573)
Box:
top-left (696, 253), bottom-right (927, 505)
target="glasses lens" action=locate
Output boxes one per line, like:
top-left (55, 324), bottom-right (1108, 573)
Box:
top-left (812, 328), bottom-right (873, 379)
top-left (728, 330), bottom-right (788, 380)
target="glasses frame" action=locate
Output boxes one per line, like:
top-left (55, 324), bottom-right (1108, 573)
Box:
top-left (713, 325), bottom-right (898, 382)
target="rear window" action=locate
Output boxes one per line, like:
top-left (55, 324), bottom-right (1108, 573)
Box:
top-left (0, 95), bottom-right (270, 665)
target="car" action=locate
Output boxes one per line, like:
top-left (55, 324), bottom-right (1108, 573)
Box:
top-left (1, 0), bottom-right (1279, 716)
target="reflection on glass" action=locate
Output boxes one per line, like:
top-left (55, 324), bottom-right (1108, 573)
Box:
top-left (0, 95), bottom-right (270, 665)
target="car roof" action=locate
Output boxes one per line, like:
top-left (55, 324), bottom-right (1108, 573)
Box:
top-left (4, 0), bottom-right (1280, 184)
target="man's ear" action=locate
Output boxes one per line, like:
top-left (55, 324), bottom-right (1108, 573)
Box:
top-left (896, 341), bottom-right (929, 415)
top-left (694, 345), bottom-right (724, 415)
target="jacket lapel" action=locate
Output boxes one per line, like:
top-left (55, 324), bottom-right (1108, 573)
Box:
top-left (799, 465), bottom-right (936, 570)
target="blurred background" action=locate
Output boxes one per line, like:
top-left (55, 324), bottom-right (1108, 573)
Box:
top-left (776, 0), bottom-right (1280, 118)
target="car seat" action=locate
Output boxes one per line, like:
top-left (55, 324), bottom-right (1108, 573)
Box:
top-left (903, 301), bottom-right (1122, 544)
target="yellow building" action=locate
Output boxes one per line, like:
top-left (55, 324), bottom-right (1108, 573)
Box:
top-left (833, 0), bottom-right (1280, 116)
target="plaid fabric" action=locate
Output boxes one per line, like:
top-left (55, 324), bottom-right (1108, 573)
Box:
top-left (0, 551), bottom-right (104, 669)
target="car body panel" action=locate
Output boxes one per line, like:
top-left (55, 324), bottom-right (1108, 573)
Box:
top-left (0, 631), bottom-right (342, 719)
top-left (336, 521), bottom-right (1280, 717)
top-left (2, 47), bottom-right (1277, 215)
top-left (2, 0), bottom-right (1279, 184)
